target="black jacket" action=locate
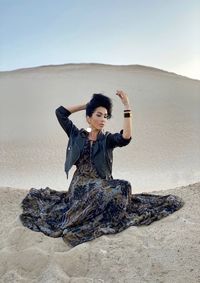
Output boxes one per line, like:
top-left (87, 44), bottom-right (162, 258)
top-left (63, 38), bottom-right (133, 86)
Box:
top-left (55, 106), bottom-right (132, 180)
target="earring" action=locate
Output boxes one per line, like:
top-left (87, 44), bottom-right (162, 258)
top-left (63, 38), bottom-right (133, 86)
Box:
top-left (86, 126), bottom-right (92, 132)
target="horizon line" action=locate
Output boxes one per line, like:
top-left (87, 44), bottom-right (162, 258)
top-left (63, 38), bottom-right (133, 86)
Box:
top-left (0, 62), bottom-right (199, 82)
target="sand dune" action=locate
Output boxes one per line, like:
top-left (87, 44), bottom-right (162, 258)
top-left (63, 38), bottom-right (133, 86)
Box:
top-left (0, 182), bottom-right (199, 282)
top-left (0, 63), bottom-right (200, 192)
top-left (0, 63), bottom-right (200, 282)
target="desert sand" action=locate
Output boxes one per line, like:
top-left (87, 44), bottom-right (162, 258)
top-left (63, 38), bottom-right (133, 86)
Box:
top-left (0, 182), bottom-right (199, 282)
top-left (0, 64), bottom-right (200, 282)
top-left (0, 64), bottom-right (200, 192)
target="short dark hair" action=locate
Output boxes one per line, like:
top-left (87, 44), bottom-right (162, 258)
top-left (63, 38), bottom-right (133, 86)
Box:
top-left (86, 93), bottom-right (112, 119)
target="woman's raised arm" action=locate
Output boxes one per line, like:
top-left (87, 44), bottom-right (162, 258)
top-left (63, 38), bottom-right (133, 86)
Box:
top-left (115, 90), bottom-right (132, 140)
top-left (55, 104), bottom-right (87, 136)
top-left (65, 104), bottom-right (87, 114)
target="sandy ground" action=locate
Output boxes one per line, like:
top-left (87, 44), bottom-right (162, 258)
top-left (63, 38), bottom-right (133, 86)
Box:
top-left (0, 64), bottom-right (200, 192)
top-left (0, 182), bottom-right (199, 283)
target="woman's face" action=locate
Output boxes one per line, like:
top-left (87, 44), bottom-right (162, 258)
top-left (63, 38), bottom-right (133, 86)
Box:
top-left (87, 106), bottom-right (108, 131)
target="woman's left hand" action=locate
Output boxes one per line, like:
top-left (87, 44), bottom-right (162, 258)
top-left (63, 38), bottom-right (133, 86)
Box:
top-left (116, 90), bottom-right (130, 107)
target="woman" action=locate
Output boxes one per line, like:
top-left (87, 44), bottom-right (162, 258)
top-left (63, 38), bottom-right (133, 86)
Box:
top-left (20, 90), bottom-right (184, 247)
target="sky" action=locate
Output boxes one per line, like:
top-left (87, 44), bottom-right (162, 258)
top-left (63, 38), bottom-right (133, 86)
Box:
top-left (0, 0), bottom-right (200, 80)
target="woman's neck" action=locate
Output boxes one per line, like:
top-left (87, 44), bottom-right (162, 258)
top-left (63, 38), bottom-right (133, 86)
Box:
top-left (88, 129), bottom-right (101, 140)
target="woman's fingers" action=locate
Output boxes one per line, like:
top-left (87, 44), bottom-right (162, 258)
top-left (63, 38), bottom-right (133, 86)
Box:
top-left (116, 90), bottom-right (126, 99)
top-left (116, 93), bottom-right (122, 98)
top-left (116, 90), bottom-right (122, 96)
top-left (116, 90), bottom-right (130, 106)
top-left (116, 90), bottom-right (126, 96)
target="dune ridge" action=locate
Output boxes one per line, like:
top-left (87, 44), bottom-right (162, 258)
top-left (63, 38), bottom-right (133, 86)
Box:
top-left (0, 63), bottom-right (199, 81)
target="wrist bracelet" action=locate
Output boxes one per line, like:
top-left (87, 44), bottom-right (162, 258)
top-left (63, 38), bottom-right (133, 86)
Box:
top-left (124, 112), bottom-right (132, 118)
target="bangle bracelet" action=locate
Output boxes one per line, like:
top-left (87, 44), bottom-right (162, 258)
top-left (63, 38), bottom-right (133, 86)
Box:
top-left (124, 113), bottom-right (132, 118)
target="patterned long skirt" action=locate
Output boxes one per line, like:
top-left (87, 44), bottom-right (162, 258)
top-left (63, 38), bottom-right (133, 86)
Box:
top-left (20, 139), bottom-right (184, 247)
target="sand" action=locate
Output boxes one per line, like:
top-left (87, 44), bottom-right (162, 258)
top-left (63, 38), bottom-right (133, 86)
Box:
top-left (0, 63), bottom-right (200, 192)
top-left (0, 182), bottom-right (199, 282)
top-left (0, 63), bottom-right (200, 282)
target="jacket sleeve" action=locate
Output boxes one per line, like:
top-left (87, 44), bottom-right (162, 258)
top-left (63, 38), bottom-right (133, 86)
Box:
top-left (55, 106), bottom-right (79, 137)
top-left (106, 129), bottom-right (132, 148)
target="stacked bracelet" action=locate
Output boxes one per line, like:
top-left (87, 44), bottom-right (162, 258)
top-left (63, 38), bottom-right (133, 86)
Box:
top-left (124, 109), bottom-right (132, 118)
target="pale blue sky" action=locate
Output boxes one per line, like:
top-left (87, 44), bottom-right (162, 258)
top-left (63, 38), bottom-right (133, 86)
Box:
top-left (0, 0), bottom-right (200, 79)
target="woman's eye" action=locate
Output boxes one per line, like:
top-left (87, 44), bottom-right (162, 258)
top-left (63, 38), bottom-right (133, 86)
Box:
top-left (96, 114), bottom-right (108, 118)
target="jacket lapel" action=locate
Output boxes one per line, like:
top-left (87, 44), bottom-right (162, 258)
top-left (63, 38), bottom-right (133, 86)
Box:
top-left (75, 128), bottom-right (87, 152)
top-left (93, 141), bottom-right (99, 157)
top-left (93, 131), bottom-right (104, 157)
top-left (78, 128), bottom-right (105, 157)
